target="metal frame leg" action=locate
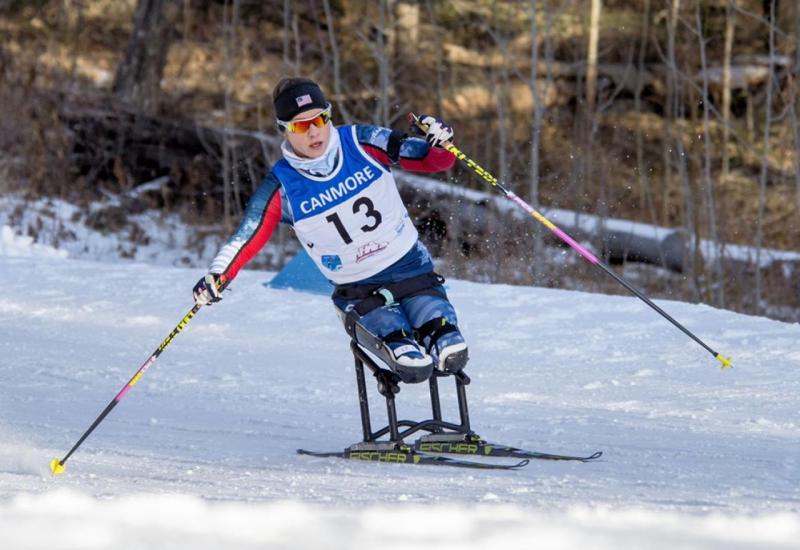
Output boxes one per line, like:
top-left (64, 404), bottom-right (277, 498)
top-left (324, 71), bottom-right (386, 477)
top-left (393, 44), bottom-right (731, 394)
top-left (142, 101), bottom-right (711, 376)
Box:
top-left (429, 375), bottom-right (443, 424)
top-left (353, 348), bottom-right (373, 442)
top-left (385, 395), bottom-right (400, 442)
top-left (454, 372), bottom-right (471, 433)
top-left (349, 341), bottom-right (475, 447)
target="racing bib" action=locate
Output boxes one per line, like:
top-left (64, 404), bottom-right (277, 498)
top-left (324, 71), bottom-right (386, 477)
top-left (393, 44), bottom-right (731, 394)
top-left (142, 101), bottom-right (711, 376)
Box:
top-left (274, 125), bottom-right (418, 284)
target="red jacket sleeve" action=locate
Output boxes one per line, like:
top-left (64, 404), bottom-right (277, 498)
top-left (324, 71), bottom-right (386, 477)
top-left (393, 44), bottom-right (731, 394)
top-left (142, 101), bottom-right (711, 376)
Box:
top-left (209, 175), bottom-right (283, 282)
top-left (356, 124), bottom-right (455, 174)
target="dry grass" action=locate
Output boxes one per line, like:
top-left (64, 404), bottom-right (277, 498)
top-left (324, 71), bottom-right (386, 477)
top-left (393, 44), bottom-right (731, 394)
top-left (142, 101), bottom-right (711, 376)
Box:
top-left (0, 0), bottom-right (797, 321)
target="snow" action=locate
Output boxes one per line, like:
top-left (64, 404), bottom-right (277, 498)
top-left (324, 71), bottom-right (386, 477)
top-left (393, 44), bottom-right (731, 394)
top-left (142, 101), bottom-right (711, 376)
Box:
top-left (0, 225), bottom-right (68, 259)
top-left (5, 174), bottom-right (800, 274)
top-left (397, 172), bottom-right (800, 267)
top-left (0, 196), bottom-right (227, 268)
top-left (2, 222), bottom-right (800, 549)
top-left (3, 491), bottom-right (799, 550)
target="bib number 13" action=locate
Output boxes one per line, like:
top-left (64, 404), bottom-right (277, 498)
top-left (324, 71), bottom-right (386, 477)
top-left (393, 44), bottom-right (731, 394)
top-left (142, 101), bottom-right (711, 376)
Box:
top-left (325, 197), bottom-right (382, 244)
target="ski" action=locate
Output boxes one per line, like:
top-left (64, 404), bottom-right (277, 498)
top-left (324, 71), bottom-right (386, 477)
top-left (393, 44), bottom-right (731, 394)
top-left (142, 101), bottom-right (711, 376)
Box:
top-left (297, 446), bottom-right (529, 470)
top-left (414, 434), bottom-right (602, 462)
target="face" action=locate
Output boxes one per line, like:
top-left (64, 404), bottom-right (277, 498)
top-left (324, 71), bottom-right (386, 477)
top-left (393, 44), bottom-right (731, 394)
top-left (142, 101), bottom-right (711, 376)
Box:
top-left (284, 108), bottom-right (331, 159)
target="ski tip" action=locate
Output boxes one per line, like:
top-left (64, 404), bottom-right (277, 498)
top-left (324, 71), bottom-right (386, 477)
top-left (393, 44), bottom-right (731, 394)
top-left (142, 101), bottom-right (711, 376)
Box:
top-left (50, 458), bottom-right (65, 476)
top-left (716, 354), bottom-right (733, 370)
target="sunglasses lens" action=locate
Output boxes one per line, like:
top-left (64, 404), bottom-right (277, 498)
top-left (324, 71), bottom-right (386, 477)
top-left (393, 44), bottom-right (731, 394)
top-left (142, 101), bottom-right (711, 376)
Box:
top-left (288, 119), bottom-right (313, 133)
top-left (282, 107), bottom-right (332, 133)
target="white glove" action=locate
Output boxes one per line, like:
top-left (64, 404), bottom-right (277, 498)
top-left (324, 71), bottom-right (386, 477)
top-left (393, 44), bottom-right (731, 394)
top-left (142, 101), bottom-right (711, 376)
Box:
top-left (420, 115), bottom-right (454, 147)
top-left (193, 273), bottom-right (225, 306)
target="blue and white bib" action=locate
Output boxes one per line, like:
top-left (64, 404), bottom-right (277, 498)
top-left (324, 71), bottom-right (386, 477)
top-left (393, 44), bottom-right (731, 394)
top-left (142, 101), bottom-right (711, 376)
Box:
top-left (274, 125), bottom-right (418, 284)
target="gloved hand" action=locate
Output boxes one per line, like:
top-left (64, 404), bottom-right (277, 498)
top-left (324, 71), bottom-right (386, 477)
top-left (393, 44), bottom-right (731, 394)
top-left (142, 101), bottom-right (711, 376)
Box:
top-left (419, 115), bottom-right (454, 148)
top-left (193, 273), bottom-right (226, 306)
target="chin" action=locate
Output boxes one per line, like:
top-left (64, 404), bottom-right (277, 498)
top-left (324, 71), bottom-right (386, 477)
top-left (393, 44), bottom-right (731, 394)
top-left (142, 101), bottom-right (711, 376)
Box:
top-left (302, 144), bottom-right (327, 159)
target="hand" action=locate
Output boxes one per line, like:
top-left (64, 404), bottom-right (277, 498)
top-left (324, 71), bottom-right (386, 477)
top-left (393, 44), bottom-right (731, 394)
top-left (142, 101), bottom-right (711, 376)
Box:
top-left (419, 115), bottom-right (454, 148)
top-left (193, 273), bottom-right (226, 306)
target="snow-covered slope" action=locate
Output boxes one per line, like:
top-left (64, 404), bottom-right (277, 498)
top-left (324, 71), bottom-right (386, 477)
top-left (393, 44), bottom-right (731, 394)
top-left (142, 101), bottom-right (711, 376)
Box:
top-left (1, 228), bottom-right (798, 549)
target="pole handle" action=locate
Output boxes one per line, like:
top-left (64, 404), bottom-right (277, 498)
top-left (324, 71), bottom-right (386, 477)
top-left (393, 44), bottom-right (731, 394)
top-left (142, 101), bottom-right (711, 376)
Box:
top-left (408, 112), bottom-right (455, 147)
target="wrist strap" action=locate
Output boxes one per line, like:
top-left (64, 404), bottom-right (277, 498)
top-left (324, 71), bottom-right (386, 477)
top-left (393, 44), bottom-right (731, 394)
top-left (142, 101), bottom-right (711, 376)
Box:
top-left (386, 129), bottom-right (408, 163)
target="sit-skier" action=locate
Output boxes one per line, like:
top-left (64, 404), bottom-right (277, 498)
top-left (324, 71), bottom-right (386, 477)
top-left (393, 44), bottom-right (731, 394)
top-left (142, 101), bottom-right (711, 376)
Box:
top-left (193, 77), bottom-right (468, 382)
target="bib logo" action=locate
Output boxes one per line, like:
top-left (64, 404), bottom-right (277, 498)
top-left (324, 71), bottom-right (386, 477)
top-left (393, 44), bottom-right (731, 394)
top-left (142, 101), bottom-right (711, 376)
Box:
top-left (356, 241), bottom-right (388, 263)
top-left (321, 254), bottom-right (342, 272)
top-left (299, 165), bottom-right (377, 215)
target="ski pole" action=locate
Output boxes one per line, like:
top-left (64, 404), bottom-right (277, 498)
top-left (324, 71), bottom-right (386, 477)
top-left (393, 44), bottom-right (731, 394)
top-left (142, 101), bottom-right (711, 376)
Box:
top-left (50, 303), bottom-right (202, 475)
top-left (409, 113), bottom-right (732, 370)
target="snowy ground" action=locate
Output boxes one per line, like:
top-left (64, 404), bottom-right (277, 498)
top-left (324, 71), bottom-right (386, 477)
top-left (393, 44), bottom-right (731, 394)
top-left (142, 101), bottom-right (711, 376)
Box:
top-left (1, 226), bottom-right (799, 549)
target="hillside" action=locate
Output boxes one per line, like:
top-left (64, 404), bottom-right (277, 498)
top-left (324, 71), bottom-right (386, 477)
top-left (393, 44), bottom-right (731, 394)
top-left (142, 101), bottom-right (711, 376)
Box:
top-left (1, 0), bottom-right (799, 320)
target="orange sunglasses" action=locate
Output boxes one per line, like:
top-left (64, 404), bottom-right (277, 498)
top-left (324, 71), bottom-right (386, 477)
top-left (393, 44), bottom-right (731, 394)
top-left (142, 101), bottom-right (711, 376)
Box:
top-left (277, 104), bottom-right (332, 134)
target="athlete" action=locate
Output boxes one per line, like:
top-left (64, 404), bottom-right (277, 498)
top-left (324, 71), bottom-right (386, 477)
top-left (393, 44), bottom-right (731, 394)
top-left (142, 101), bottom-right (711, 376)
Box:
top-left (193, 77), bottom-right (467, 383)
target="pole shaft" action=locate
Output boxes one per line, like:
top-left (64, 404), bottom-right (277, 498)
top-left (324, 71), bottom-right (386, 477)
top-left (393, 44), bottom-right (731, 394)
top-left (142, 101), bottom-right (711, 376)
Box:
top-left (56, 304), bottom-right (201, 467)
top-left (597, 263), bottom-right (717, 356)
top-left (408, 113), bottom-right (728, 366)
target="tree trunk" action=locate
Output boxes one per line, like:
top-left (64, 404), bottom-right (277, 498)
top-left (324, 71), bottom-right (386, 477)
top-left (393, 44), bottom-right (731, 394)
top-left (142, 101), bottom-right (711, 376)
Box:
top-left (662, 0), bottom-right (681, 229)
top-left (424, 0), bottom-right (445, 118)
top-left (112, 0), bottom-right (177, 115)
top-left (794, 0), bottom-right (800, 208)
top-left (528, 0), bottom-right (544, 282)
top-left (395, 1), bottom-right (419, 47)
top-left (763, 0), bottom-right (779, 50)
top-left (696, 0), bottom-right (724, 308)
top-left (376, 0), bottom-right (391, 126)
top-left (755, 0), bottom-right (777, 313)
top-left (281, 0), bottom-right (291, 74)
top-left (634, 0), bottom-right (661, 257)
top-left (323, 0), bottom-right (353, 123)
top-left (221, 0), bottom-right (242, 229)
top-left (586, 0), bottom-right (602, 115)
top-left (529, 0), bottom-right (542, 209)
top-left (721, 1), bottom-right (736, 180)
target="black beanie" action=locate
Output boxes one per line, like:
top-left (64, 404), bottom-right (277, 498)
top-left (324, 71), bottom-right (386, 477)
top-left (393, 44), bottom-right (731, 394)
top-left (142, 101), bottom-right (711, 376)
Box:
top-left (273, 79), bottom-right (328, 121)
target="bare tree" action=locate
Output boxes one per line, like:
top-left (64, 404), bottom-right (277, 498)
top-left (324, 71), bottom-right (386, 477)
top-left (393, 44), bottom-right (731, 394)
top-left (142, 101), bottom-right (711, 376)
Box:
top-left (487, 16), bottom-right (512, 187)
top-left (282, 0), bottom-right (291, 74)
top-left (665, 0), bottom-right (700, 297)
top-left (721, 0), bottom-right (737, 179)
top-left (423, 0), bottom-right (446, 117)
top-left (586, 0), bottom-right (601, 114)
top-left (754, 0), bottom-right (777, 313)
top-left (528, 0), bottom-right (545, 283)
top-left (634, 0), bottom-right (652, 209)
top-left (113, 0), bottom-right (177, 115)
top-left (281, 0), bottom-right (303, 76)
top-left (695, 0), bottom-right (724, 307)
top-left (529, 0), bottom-right (543, 209)
top-left (793, 0), bottom-right (800, 208)
top-left (322, 0), bottom-right (354, 124)
top-left (221, 0), bottom-right (242, 229)
top-left (662, 0), bottom-right (681, 228)
top-left (376, 0), bottom-right (392, 126)
top-left (391, 0), bottom-right (421, 119)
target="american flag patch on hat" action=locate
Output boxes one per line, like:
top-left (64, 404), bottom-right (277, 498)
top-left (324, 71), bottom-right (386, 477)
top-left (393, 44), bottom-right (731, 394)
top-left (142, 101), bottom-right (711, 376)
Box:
top-left (295, 94), bottom-right (312, 107)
